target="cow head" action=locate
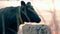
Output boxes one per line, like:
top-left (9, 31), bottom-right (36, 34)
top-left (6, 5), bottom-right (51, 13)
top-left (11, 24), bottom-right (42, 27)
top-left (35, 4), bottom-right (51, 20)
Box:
top-left (20, 1), bottom-right (41, 23)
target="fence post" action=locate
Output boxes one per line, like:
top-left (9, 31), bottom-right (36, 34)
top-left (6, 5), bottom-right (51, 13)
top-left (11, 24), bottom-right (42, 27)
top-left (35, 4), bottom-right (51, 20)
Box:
top-left (22, 24), bottom-right (51, 34)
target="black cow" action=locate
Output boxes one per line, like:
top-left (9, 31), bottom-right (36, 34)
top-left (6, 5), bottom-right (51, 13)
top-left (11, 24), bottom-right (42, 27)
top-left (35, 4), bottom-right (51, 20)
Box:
top-left (0, 1), bottom-right (41, 34)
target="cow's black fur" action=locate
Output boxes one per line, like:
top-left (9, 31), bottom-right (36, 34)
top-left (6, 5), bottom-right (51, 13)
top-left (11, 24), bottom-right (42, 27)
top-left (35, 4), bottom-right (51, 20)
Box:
top-left (0, 1), bottom-right (41, 34)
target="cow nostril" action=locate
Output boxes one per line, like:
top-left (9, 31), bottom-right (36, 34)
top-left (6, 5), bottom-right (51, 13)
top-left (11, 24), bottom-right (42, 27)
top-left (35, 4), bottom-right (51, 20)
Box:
top-left (36, 21), bottom-right (40, 23)
top-left (35, 21), bottom-right (41, 23)
top-left (36, 19), bottom-right (41, 23)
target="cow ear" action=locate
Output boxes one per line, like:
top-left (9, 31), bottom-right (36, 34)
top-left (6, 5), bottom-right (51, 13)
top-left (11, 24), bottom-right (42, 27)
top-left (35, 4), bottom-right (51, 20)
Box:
top-left (27, 2), bottom-right (31, 5)
top-left (21, 1), bottom-right (26, 6)
top-left (26, 2), bottom-right (34, 10)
